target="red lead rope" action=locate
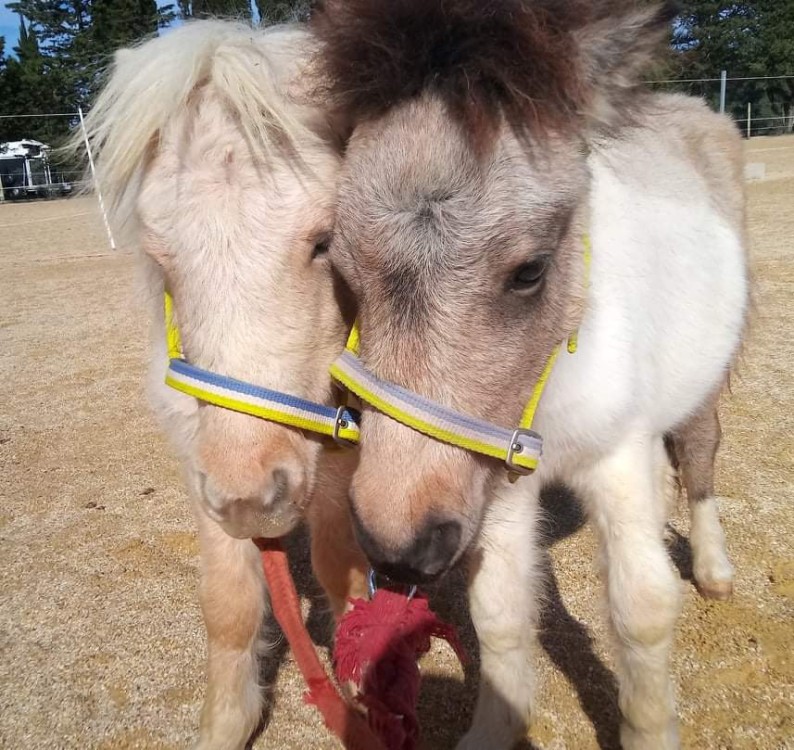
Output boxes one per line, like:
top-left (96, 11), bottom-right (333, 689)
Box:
top-left (255, 538), bottom-right (387, 750)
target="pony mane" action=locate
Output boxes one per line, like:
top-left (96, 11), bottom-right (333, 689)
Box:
top-left (72, 21), bottom-right (324, 240)
top-left (312, 0), bottom-right (675, 143)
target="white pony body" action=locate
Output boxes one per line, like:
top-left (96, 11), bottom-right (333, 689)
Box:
top-left (308, 1), bottom-right (750, 745)
top-left (541, 98), bottom-right (747, 462)
top-left (455, 99), bottom-right (748, 750)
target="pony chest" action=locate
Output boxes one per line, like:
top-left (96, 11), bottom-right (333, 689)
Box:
top-left (535, 333), bottom-right (638, 462)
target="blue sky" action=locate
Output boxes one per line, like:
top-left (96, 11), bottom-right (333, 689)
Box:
top-left (1, 3), bottom-right (20, 49)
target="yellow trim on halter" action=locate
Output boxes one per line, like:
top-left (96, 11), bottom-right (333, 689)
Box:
top-left (165, 291), bottom-right (183, 360)
top-left (328, 359), bottom-right (539, 471)
top-left (518, 343), bottom-right (561, 432)
top-left (162, 292), bottom-right (360, 444)
top-left (566, 232), bottom-right (591, 355)
top-left (163, 372), bottom-right (360, 442)
top-left (345, 322), bottom-right (361, 355)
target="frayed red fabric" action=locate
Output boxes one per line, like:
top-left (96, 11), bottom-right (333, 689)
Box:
top-left (334, 590), bottom-right (466, 750)
top-left (256, 539), bottom-right (387, 750)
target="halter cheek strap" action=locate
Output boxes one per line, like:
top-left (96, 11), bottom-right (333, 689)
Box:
top-left (163, 293), bottom-right (361, 446)
top-left (329, 235), bottom-right (591, 476)
top-left (329, 329), bottom-right (550, 475)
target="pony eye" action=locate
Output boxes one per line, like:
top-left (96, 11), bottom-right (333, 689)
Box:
top-left (312, 237), bottom-right (331, 259)
top-left (509, 258), bottom-right (548, 292)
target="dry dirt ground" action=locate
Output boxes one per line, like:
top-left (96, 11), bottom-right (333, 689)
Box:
top-left (1, 136), bottom-right (792, 750)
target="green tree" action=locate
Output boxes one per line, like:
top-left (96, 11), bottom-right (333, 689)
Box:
top-left (176, 0), bottom-right (312, 23)
top-left (8, 0), bottom-right (174, 109)
top-left (0, 36), bottom-right (8, 121)
top-left (91, 0), bottom-right (164, 53)
top-left (0, 15), bottom-right (70, 142)
top-left (663, 1), bottom-right (794, 132)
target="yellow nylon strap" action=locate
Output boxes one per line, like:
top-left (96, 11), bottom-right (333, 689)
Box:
top-left (516, 232), bottom-right (590, 435)
top-left (329, 359), bottom-right (538, 471)
top-left (162, 292), bottom-right (360, 444)
top-left (164, 292), bottom-right (183, 360)
top-left (518, 343), bottom-right (561, 432)
top-left (345, 322), bottom-right (361, 355)
top-left (519, 232), bottom-right (590, 431)
top-left (566, 233), bottom-right (592, 355)
top-left (164, 370), bottom-right (361, 443)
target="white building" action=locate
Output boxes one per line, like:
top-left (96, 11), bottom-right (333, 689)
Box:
top-left (0, 139), bottom-right (72, 200)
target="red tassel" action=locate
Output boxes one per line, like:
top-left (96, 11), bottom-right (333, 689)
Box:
top-left (334, 590), bottom-right (466, 750)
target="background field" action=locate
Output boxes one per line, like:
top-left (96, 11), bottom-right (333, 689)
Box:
top-left (1, 136), bottom-right (792, 749)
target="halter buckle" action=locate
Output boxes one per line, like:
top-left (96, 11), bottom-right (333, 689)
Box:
top-left (332, 405), bottom-right (358, 448)
top-left (505, 428), bottom-right (537, 477)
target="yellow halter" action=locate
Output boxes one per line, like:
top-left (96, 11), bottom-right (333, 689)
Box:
top-left (163, 293), bottom-right (361, 446)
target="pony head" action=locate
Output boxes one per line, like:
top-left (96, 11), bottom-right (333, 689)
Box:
top-left (81, 22), bottom-right (350, 537)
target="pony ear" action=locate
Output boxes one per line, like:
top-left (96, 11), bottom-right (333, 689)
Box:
top-left (575, 1), bottom-right (677, 132)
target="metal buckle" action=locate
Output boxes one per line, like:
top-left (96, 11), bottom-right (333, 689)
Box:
top-left (505, 428), bottom-right (537, 477)
top-left (332, 405), bottom-right (357, 448)
top-left (368, 568), bottom-right (417, 600)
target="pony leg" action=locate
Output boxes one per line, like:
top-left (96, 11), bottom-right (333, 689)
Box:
top-left (306, 451), bottom-right (369, 621)
top-left (457, 491), bottom-right (542, 750)
top-left (308, 495), bottom-right (369, 622)
top-left (194, 507), bottom-right (267, 750)
top-left (670, 400), bottom-right (734, 600)
top-left (574, 436), bottom-right (681, 750)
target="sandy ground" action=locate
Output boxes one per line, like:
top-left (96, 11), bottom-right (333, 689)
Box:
top-left (1, 136), bottom-right (792, 750)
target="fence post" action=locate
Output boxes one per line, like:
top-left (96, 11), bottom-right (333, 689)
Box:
top-left (719, 70), bottom-right (727, 114)
top-left (747, 103), bottom-right (751, 138)
top-left (77, 106), bottom-right (116, 251)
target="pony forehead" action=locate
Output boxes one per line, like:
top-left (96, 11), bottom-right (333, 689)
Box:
top-left (336, 107), bottom-right (587, 247)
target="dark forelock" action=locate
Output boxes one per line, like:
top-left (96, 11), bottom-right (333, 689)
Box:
top-left (312, 0), bottom-right (675, 144)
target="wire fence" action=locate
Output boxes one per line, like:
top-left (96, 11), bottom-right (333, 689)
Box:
top-left (648, 73), bottom-right (794, 136)
top-left (0, 73), bottom-right (792, 218)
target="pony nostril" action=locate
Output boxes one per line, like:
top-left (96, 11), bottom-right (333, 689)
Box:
top-left (195, 465), bottom-right (303, 539)
top-left (263, 468), bottom-right (290, 509)
top-left (400, 520), bottom-right (462, 581)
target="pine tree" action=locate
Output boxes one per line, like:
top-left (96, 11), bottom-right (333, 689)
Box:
top-left (85, 0), bottom-right (164, 81)
top-left (8, 0), bottom-right (175, 109)
top-left (662, 1), bottom-right (794, 132)
top-left (0, 16), bottom-right (69, 143)
top-left (176, 0), bottom-right (312, 23)
top-left (0, 36), bottom-right (7, 122)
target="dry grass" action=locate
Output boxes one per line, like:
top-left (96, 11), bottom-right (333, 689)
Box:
top-left (0, 136), bottom-right (792, 750)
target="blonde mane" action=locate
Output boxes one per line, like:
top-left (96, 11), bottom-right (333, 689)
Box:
top-left (74, 21), bottom-right (325, 243)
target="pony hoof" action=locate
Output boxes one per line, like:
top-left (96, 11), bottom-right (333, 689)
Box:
top-left (696, 578), bottom-right (734, 600)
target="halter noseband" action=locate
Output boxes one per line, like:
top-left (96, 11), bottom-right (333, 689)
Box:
top-left (329, 235), bottom-right (591, 478)
top-left (163, 293), bottom-right (361, 446)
